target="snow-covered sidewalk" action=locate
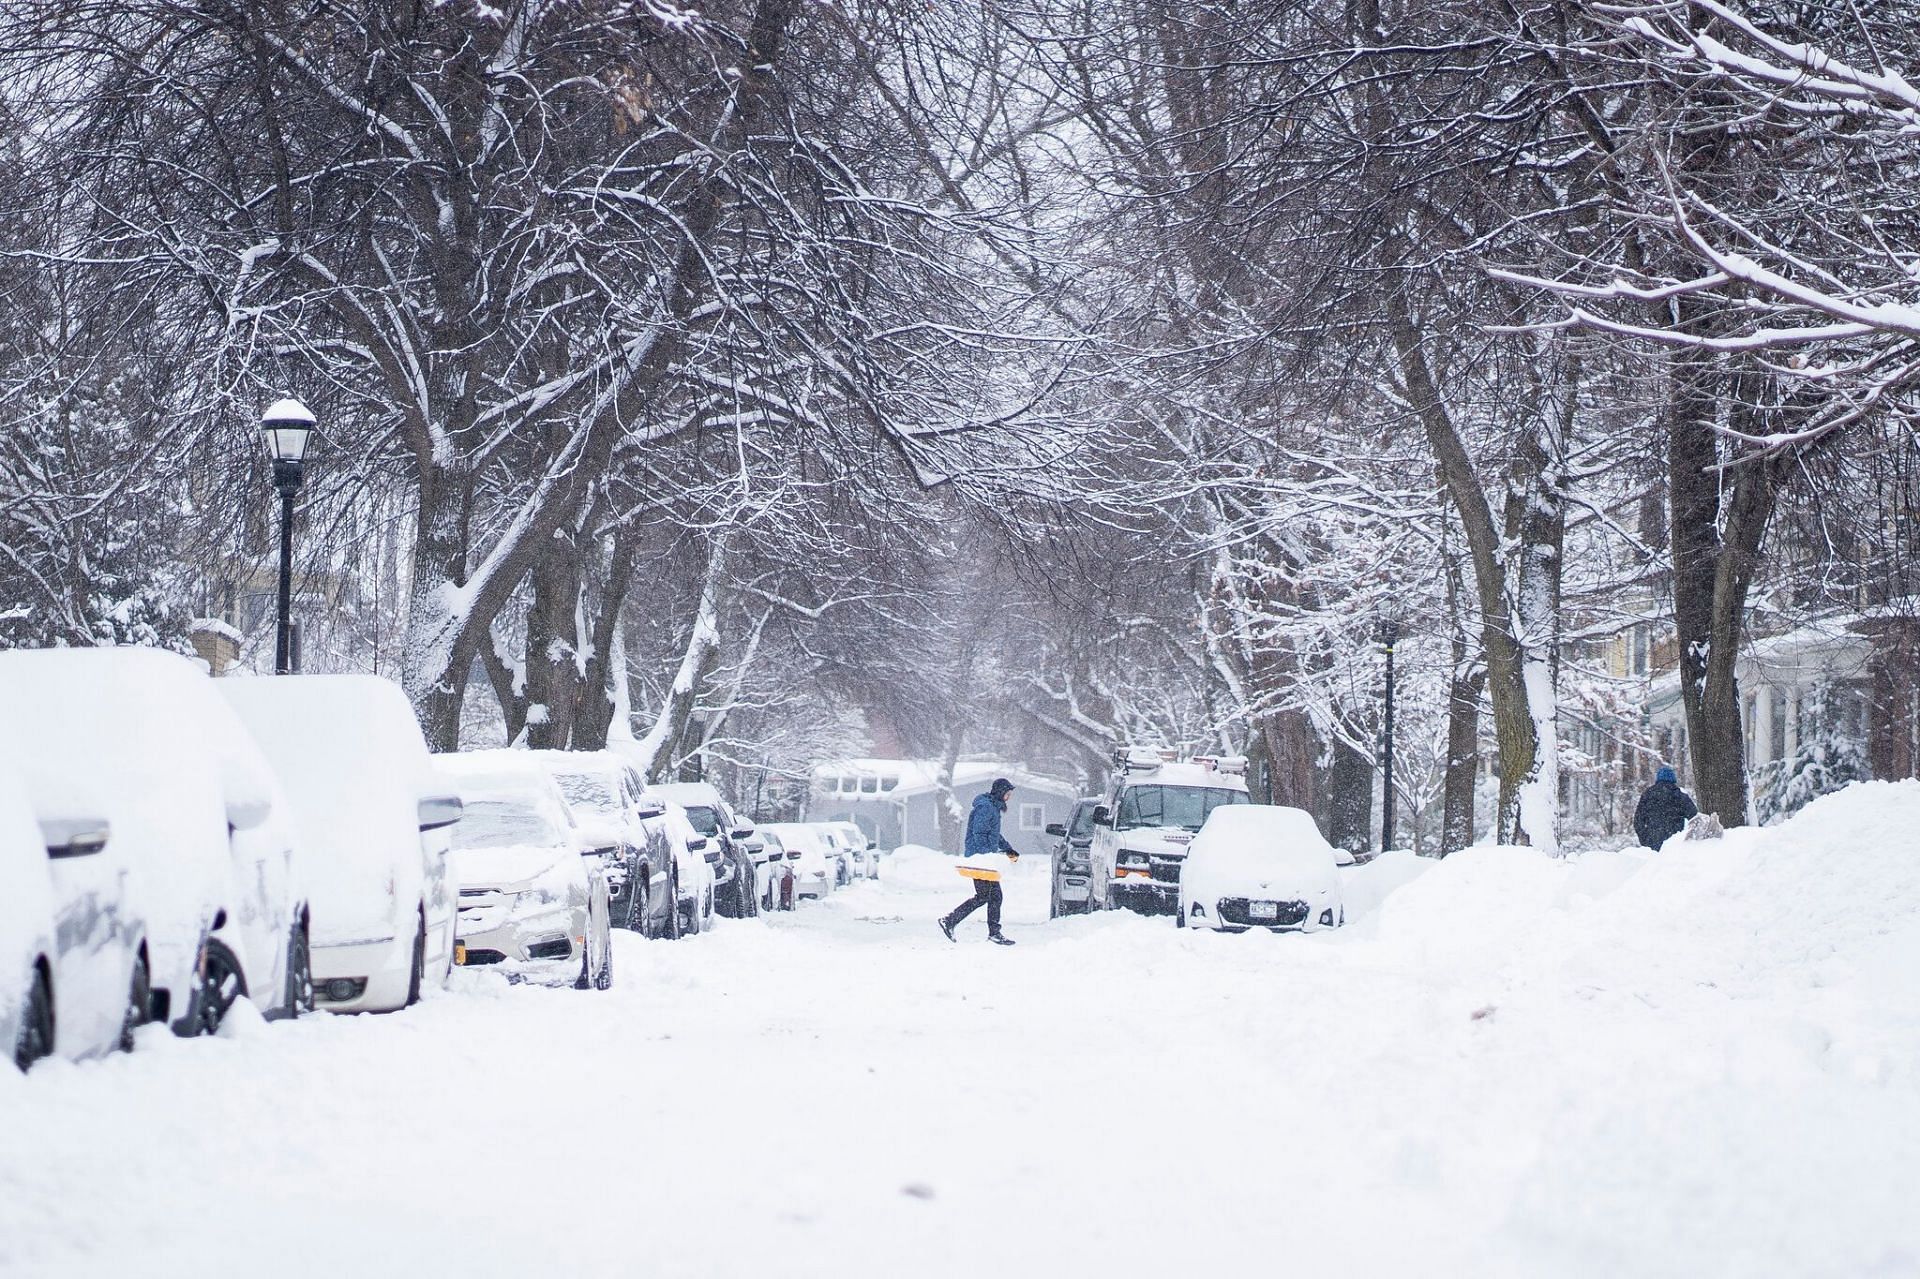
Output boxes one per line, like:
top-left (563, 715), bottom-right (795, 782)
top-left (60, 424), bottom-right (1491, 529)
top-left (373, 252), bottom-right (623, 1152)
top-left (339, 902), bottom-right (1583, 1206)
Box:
top-left (4, 783), bottom-right (1918, 1278)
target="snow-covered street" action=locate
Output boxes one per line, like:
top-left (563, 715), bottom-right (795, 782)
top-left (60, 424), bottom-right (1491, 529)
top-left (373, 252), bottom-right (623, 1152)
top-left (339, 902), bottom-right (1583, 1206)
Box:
top-left (4, 784), bottom-right (1919, 1279)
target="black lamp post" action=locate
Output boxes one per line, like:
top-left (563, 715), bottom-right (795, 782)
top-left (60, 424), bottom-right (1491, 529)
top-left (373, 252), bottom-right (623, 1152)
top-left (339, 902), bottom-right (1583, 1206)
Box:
top-left (1377, 617), bottom-right (1401, 852)
top-left (260, 398), bottom-right (315, 675)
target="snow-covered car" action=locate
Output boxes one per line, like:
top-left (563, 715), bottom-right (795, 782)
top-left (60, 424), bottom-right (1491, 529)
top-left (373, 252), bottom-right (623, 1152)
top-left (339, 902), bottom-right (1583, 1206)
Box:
top-left (823, 820), bottom-right (880, 879)
top-left (2, 762), bottom-right (141, 1070)
top-left (438, 753), bottom-right (613, 988)
top-left (1047, 798), bottom-right (1099, 918)
top-left (1177, 804), bottom-right (1349, 933)
top-left (533, 751), bottom-right (676, 938)
top-left (219, 675), bottom-right (464, 1012)
top-left (809, 824), bottom-right (856, 887)
top-left (651, 799), bottom-right (716, 936)
top-left (1089, 750), bottom-right (1251, 915)
top-left (653, 782), bottom-right (759, 919)
top-left (0, 647), bottom-right (310, 1035)
top-left (760, 823), bottom-right (834, 900)
top-left (751, 825), bottom-right (795, 912)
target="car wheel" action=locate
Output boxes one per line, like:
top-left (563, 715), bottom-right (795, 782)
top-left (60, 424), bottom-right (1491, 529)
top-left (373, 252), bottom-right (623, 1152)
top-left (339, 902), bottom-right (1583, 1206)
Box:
top-left (593, 922), bottom-right (614, 990)
top-left (1049, 875), bottom-right (1061, 920)
top-left (405, 916), bottom-right (426, 1007)
top-left (186, 937), bottom-right (246, 1036)
top-left (284, 920), bottom-right (314, 1018)
top-left (14, 967), bottom-right (53, 1071)
top-left (119, 952), bottom-right (151, 1052)
top-left (1175, 902), bottom-right (1187, 929)
top-left (741, 863), bottom-right (759, 918)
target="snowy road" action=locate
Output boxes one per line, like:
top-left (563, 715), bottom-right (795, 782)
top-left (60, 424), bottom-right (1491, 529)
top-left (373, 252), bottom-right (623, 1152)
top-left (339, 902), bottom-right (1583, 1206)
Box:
top-left (5, 788), bottom-right (1920, 1279)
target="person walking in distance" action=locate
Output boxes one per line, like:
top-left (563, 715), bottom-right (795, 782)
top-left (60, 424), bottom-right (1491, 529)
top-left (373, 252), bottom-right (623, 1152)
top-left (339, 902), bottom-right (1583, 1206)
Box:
top-left (1633, 765), bottom-right (1699, 851)
top-left (940, 778), bottom-right (1019, 946)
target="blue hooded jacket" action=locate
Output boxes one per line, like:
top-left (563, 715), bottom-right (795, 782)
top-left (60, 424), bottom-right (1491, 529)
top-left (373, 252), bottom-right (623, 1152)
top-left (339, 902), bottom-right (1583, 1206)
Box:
top-left (963, 792), bottom-right (1016, 856)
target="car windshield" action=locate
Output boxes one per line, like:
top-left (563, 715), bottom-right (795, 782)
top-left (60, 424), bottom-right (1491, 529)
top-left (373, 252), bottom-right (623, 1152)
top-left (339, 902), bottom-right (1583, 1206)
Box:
top-left (1116, 785), bottom-right (1247, 832)
top-left (451, 799), bottom-right (562, 851)
top-left (1069, 803), bottom-right (1096, 838)
top-left (552, 771), bottom-right (621, 818)
top-left (681, 805), bottom-right (720, 837)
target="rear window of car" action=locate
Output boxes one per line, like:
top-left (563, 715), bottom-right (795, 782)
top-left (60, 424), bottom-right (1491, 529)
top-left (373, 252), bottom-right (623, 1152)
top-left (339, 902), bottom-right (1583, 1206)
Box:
top-left (452, 799), bottom-right (563, 850)
top-left (552, 771), bottom-right (621, 818)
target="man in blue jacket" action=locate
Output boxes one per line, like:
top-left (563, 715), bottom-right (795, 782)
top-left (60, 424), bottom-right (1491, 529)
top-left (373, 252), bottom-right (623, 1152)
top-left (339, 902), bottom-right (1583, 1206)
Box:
top-left (1633, 765), bottom-right (1699, 850)
top-left (940, 777), bottom-right (1019, 945)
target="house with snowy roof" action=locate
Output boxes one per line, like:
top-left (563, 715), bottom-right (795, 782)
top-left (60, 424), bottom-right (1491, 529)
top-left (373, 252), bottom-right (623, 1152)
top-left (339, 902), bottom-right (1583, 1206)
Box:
top-left (806, 758), bottom-right (1080, 856)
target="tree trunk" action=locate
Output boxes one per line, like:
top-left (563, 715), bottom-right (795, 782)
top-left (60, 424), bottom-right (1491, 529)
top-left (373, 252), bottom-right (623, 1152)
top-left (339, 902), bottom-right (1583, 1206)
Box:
top-left (402, 460), bottom-right (477, 752)
top-left (1323, 734), bottom-right (1373, 856)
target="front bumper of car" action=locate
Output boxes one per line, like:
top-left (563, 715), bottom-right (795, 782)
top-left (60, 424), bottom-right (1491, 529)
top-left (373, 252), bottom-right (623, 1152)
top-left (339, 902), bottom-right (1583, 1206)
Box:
top-left (1110, 878), bottom-right (1177, 914)
top-left (455, 888), bottom-right (583, 965)
top-left (312, 933), bottom-right (413, 1012)
top-left (1187, 891), bottom-right (1340, 933)
top-left (1057, 864), bottom-right (1091, 901)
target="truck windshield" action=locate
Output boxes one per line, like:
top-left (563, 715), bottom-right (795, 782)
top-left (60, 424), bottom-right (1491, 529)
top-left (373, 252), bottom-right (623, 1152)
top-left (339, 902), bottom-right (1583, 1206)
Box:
top-left (1116, 786), bottom-right (1247, 832)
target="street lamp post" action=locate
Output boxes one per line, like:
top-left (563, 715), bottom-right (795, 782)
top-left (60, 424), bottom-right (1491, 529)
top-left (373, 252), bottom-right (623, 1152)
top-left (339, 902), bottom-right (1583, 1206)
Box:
top-left (1377, 617), bottom-right (1401, 852)
top-left (260, 399), bottom-right (315, 676)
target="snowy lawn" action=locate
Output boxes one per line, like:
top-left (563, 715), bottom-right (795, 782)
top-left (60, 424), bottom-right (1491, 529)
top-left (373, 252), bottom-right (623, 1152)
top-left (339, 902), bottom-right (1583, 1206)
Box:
top-left (4, 783), bottom-right (1918, 1278)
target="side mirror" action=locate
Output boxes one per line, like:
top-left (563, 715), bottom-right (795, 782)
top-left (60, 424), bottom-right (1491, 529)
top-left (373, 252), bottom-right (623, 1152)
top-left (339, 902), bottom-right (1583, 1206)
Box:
top-left (1044, 822), bottom-right (1067, 837)
top-left (226, 796), bottom-right (273, 833)
top-left (42, 818), bottom-right (110, 859)
top-left (1333, 846), bottom-right (1356, 867)
top-left (417, 793), bottom-right (465, 833)
top-left (687, 835), bottom-right (710, 853)
top-left (633, 799), bottom-right (667, 821)
top-left (866, 840), bottom-right (878, 851)
top-left (1091, 807), bottom-right (1112, 827)
top-left (730, 825), bottom-right (756, 841)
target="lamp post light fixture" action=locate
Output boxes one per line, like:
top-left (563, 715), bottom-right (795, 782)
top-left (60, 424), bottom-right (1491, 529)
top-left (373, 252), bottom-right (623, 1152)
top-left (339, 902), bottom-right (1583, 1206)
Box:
top-left (260, 398), bottom-right (315, 675)
top-left (1376, 617), bottom-right (1401, 853)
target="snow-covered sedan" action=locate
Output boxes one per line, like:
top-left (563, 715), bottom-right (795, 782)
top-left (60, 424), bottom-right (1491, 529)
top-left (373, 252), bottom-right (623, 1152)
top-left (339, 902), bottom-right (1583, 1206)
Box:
top-left (438, 753), bottom-right (613, 989)
top-left (750, 825), bottom-right (795, 912)
top-left (652, 799), bottom-right (717, 936)
top-left (1177, 804), bottom-right (1349, 933)
top-left (0, 647), bottom-right (311, 1035)
top-left (824, 820), bottom-right (880, 879)
top-left (760, 823), bottom-right (834, 901)
top-left (533, 751), bottom-right (675, 938)
top-left (2, 763), bottom-right (143, 1070)
top-left (220, 675), bottom-right (464, 1013)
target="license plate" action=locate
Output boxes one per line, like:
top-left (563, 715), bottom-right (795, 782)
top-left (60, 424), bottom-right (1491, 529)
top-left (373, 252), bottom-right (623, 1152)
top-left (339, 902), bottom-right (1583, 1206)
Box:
top-left (454, 941), bottom-right (468, 965)
top-left (1250, 901), bottom-right (1278, 921)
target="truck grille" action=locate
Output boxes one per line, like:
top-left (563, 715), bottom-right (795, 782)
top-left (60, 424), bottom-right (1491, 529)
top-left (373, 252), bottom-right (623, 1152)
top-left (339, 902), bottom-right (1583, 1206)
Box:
top-left (1149, 858), bottom-right (1183, 885)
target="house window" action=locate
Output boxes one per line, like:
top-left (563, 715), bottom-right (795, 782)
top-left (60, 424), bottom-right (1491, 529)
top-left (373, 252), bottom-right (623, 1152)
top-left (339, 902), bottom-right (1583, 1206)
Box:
top-left (1630, 626), bottom-right (1650, 676)
top-left (880, 776), bottom-right (898, 792)
top-left (860, 775), bottom-right (879, 794)
top-left (1770, 688), bottom-right (1788, 763)
top-left (1019, 803), bottom-right (1044, 831)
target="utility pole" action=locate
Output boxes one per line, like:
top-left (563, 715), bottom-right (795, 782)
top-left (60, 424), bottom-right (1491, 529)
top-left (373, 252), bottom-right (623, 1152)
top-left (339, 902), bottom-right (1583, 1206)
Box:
top-left (1378, 618), bottom-right (1400, 852)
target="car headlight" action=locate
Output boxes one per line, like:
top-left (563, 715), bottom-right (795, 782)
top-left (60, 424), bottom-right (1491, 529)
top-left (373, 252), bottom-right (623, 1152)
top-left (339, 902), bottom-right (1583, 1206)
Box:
top-left (1117, 851), bottom-right (1150, 870)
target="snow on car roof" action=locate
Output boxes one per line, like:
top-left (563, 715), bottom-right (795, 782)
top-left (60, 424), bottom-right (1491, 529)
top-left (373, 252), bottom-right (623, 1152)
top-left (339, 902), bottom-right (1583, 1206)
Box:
top-left (1198, 803), bottom-right (1330, 846)
top-left (651, 781), bottom-right (725, 809)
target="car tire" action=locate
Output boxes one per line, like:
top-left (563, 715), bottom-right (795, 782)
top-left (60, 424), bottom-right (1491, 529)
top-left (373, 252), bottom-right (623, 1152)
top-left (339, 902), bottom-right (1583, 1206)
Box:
top-left (405, 917), bottom-right (426, 1007)
top-left (593, 925), bottom-right (613, 991)
top-left (284, 920), bottom-right (314, 1018)
top-left (741, 862), bottom-right (759, 918)
top-left (119, 952), bottom-right (151, 1052)
top-left (1049, 876), bottom-right (1061, 920)
top-left (1175, 903), bottom-right (1186, 929)
top-left (666, 865), bottom-right (684, 940)
top-left (185, 937), bottom-right (246, 1036)
top-left (14, 967), bottom-right (53, 1071)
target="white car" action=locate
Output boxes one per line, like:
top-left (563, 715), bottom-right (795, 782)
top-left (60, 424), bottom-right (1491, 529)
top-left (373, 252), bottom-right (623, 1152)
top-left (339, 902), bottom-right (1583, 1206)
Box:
top-left (809, 824), bottom-right (855, 887)
top-left (823, 821), bottom-right (880, 879)
top-left (760, 823), bottom-right (834, 900)
top-left (0, 647), bottom-right (310, 1035)
top-left (2, 763), bottom-right (137, 1069)
top-left (653, 800), bottom-right (717, 936)
top-left (438, 752), bottom-right (613, 989)
top-left (1177, 804), bottom-right (1350, 933)
top-left (220, 675), bottom-right (463, 1013)
top-left (653, 782), bottom-right (759, 919)
top-left (748, 825), bottom-right (794, 912)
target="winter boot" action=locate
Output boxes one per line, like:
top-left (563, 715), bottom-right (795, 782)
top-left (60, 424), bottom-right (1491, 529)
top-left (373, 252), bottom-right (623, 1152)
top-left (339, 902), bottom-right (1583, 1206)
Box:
top-left (939, 916), bottom-right (957, 942)
top-left (988, 933), bottom-right (1015, 946)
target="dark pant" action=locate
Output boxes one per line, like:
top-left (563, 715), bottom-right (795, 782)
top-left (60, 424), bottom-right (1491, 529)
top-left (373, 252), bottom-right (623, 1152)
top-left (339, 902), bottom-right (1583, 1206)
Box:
top-left (945, 879), bottom-right (1003, 934)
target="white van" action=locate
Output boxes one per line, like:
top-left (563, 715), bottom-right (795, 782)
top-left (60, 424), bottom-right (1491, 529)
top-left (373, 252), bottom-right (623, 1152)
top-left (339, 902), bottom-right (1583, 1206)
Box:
top-left (220, 675), bottom-right (462, 1012)
top-left (0, 647), bottom-right (309, 1034)
top-left (1087, 750), bottom-right (1251, 915)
